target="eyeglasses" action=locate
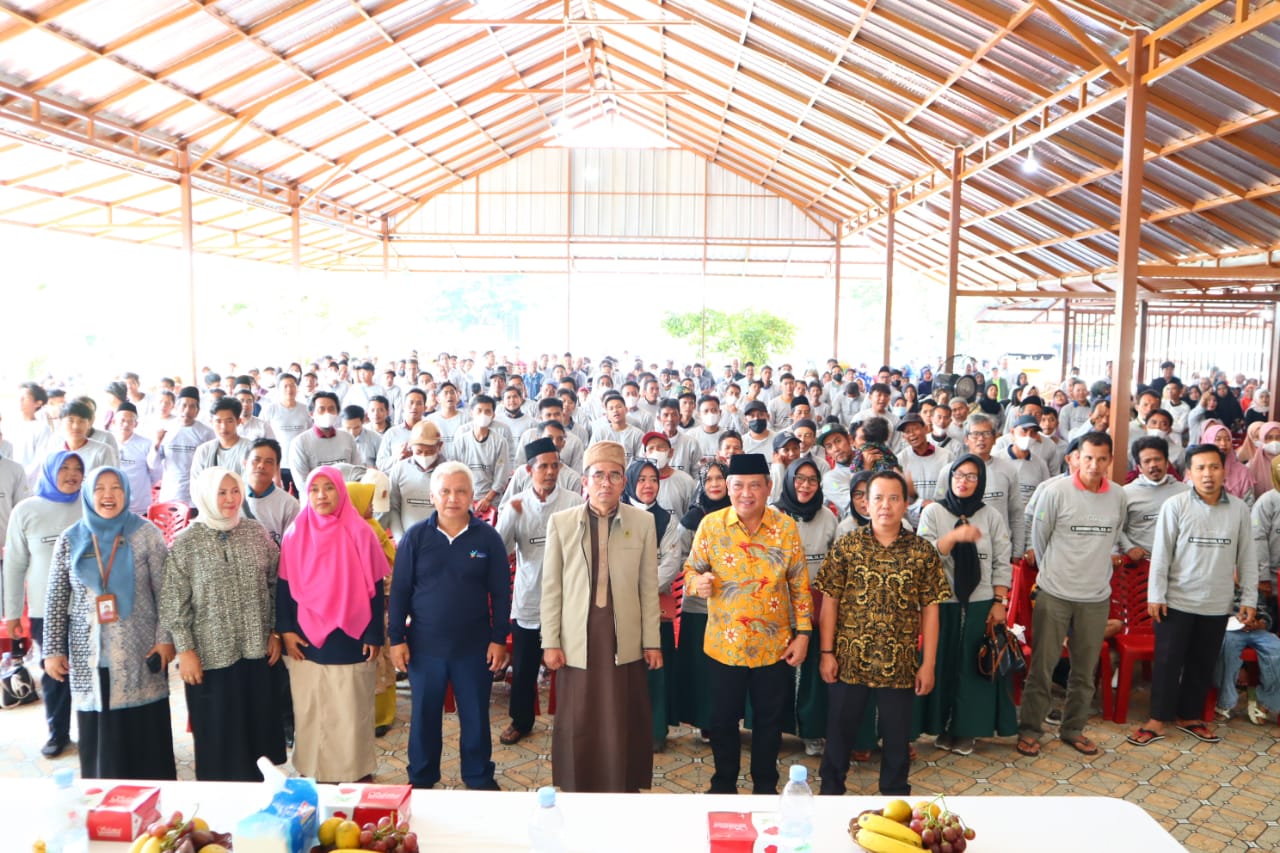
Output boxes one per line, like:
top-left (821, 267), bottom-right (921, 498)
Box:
top-left (968, 430), bottom-right (994, 439)
top-left (951, 472), bottom-right (980, 483)
top-left (588, 471), bottom-right (624, 484)
top-left (793, 475), bottom-right (820, 486)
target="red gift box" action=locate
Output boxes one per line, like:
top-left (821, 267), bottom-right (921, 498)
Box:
top-left (86, 785), bottom-right (162, 842)
top-left (325, 784), bottom-right (412, 828)
top-left (708, 811), bottom-right (786, 853)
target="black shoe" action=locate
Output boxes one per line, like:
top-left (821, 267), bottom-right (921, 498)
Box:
top-left (375, 724), bottom-right (391, 738)
top-left (41, 737), bottom-right (68, 758)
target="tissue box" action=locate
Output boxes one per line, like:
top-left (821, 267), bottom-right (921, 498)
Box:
top-left (708, 811), bottom-right (811, 853)
top-left (322, 784), bottom-right (412, 828)
top-left (86, 785), bottom-right (161, 842)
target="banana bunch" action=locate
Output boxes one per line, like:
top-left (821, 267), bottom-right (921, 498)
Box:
top-left (853, 812), bottom-right (924, 852)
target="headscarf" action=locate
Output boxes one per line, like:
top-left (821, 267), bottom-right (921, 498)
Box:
top-left (1248, 390), bottom-right (1271, 416)
top-left (939, 453), bottom-right (987, 605)
top-left (190, 466), bottom-right (244, 532)
top-left (680, 461), bottom-right (731, 531)
top-left (278, 467), bottom-right (392, 643)
top-left (848, 469), bottom-right (874, 527)
top-left (774, 459), bottom-right (824, 522)
top-left (347, 482), bottom-right (396, 569)
top-left (1214, 384), bottom-right (1245, 427)
top-left (64, 467), bottom-right (146, 620)
top-left (37, 450), bottom-right (82, 503)
top-left (1199, 423), bottom-right (1254, 500)
top-left (622, 459), bottom-right (668, 542)
top-left (1246, 421), bottom-right (1280, 497)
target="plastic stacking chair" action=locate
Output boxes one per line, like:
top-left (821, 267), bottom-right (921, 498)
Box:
top-left (1111, 560), bottom-right (1157, 723)
top-left (146, 501), bottom-right (193, 546)
top-left (1005, 559), bottom-right (1037, 704)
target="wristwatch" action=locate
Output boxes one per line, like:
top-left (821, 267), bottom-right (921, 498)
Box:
top-left (993, 596), bottom-right (1008, 605)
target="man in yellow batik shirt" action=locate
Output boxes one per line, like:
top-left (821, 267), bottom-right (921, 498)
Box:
top-left (685, 452), bottom-right (811, 794)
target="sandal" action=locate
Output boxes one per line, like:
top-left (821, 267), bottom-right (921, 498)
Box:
top-left (851, 750), bottom-right (872, 762)
top-left (1014, 737), bottom-right (1040, 757)
top-left (1125, 727), bottom-right (1165, 746)
top-left (498, 725), bottom-right (529, 745)
top-left (1175, 722), bottom-right (1222, 743)
top-left (1061, 734), bottom-right (1100, 756)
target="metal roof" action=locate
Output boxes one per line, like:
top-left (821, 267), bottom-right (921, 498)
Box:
top-left (0, 0), bottom-right (1277, 293)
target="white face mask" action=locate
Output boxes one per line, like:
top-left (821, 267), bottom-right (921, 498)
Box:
top-left (1265, 442), bottom-right (1280, 456)
top-left (1147, 428), bottom-right (1169, 439)
top-left (312, 412), bottom-right (337, 429)
top-left (624, 395), bottom-right (639, 408)
top-left (701, 413), bottom-right (720, 427)
top-left (413, 453), bottom-right (437, 469)
top-left (647, 450), bottom-right (671, 469)
top-left (1014, 435), bottom-right (1032, 452)
top-left (473, 413), bottom-right (493, 428)
top-left (892, 406), bottom-right (907, 418)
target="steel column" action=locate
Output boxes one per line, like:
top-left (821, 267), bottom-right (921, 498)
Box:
top-left (1061, 298), bottom-right (1072, 381)
top-left (945, 148), bottom-right (962, 363)
top-left (833, 240), bottom-right (842, 357)
top-left (883, 193), bottom-right (896, 365)
top-left (1108, 33), bottom-right (1149, 482)
top-left (179, 146), bottom-right (196, 385)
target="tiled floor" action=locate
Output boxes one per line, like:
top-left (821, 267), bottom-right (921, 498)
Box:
top-left (3, 665), bottom-right (1277, 851)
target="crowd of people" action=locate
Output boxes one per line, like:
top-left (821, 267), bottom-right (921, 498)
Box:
top-left (1, 349), bottom-right (1276, 797)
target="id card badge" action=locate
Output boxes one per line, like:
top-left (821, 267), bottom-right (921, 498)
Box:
top-left (95, 594), bottom-right (119, 624)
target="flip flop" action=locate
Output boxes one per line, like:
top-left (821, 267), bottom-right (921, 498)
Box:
top-left (1125, 727), bottom-right (1165, 746)
top-left (1176, 722), bottom-right (1222, 743)
top-left (1061, 734), bottom-right (1100, 755)
top-left (1015, 737), bottom-right (1040, 757)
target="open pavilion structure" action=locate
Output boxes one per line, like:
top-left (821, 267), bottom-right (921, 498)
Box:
top-left (2, 0), bottom-right (1279, 477)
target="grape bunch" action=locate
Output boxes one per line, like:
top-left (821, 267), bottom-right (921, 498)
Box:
top-left (134, 810), bottom-right (232, 853)
top-left (354, 816), bottom-right (419, 853)
top-left (907, 797), bottom-right (975, 853)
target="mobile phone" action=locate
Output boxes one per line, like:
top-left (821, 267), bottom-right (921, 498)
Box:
top-left (146, 652), bottom-right (162, 673)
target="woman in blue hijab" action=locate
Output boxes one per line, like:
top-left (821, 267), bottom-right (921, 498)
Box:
top-left (43, 466), bottom-right (176, 779)
top-left (3, 450), bottom-right (84, 757)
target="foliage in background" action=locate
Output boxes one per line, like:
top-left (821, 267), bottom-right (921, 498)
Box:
top-left (661, 308), bottom-right (796, 365)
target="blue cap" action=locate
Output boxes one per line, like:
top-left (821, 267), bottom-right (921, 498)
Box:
top-left (788, 764), bottom-right (807, 783)
top-left (537, 785), bottom-right (557, 807)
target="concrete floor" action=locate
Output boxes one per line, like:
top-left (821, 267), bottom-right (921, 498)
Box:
top-left (3, 665), bottom-right (1277, 851)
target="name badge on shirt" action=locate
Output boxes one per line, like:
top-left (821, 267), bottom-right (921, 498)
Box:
top-left (96, 594), bottom-right (119, 624)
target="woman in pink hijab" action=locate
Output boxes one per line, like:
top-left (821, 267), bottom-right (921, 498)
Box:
top-left (277, 466), bottom-right (390, 783)
top-left (1200, 423), bottom-right (1256, 506)
top-left (1245, 422), bottom-right (1280, 499)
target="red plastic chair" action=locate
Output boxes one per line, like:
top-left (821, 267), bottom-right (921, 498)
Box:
top-left (146, 501), bottom-right (193, 546)
top-left (1111, 560), bottom-right (1156, 723)
top-left (1005, 560), bottom-right (1037, 703)
top-left (150, 481), bottom-right (161, 503)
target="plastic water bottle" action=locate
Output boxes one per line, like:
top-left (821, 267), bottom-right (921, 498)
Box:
top-left (47, 768), bottom-right (89, 853)
top-left (528, 785), bottom-right (565, 853)
top-left (779, 764), bottom-right (814, 849)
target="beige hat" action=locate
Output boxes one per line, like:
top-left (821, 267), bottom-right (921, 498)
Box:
top-left (583, 440), bottom-right (626, 471)
top-left (409, 421), bottom-right (442, 446)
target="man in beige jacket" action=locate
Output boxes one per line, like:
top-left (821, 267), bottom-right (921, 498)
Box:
top-left (541, 440), bottom-right (663, 792)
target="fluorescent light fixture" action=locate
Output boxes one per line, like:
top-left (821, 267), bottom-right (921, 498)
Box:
top-left (1022, 147), bottom-right (1038, 173)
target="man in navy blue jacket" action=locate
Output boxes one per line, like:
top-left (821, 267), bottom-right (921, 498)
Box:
top-left (389, 460), bottom-right (511, 790)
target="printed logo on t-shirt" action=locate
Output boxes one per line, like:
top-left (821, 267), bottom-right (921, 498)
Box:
top-left (1069, 524), bottom-right (1114, 535)
top-left (1142, 513), bottom-right (1158, 522)
top-left (529, 536), bottom-right (546, 546)
top-left (1188, 536), bottom-right (1232, 547)
top-left (985, 490), bottom-right (1006, 500)
top-left (40, 535), bottom-right (60, 544)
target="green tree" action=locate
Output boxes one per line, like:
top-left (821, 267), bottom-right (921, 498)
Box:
top-left (661, 308), bottom-right (796, 365)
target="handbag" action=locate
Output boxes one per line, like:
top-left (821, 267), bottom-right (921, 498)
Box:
top-left (977, 623), bottom-right (1025, 681)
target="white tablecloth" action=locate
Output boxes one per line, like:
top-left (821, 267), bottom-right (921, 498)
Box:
top-left (1, 780), bottom-right (1183, 852)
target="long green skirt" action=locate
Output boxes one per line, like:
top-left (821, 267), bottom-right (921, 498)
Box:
top-left (675, 613), bottom-right (713, 730)
top-left (913, 599), bottom-right (1018, 739)
top-left (647, 620), bottom-right (680, 740)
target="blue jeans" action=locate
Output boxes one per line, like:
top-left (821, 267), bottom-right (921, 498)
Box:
top-left (406, 650), bottom-right (496, 789)
top-left (1215, 629), bottom-right (1280, 712)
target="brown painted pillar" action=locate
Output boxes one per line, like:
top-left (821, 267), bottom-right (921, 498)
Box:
top-left (833, 240), bottom-right (843, 356)
top-left (179, 146), bottom-right (196, 385)
top-left (883, 194), bottom-right (896, 366)
top-left (945, 149), bottom-right (963, 365)
top-left (1108, 32), bottom-right (1149, 482)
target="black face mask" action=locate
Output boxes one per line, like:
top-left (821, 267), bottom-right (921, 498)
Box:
top-left (506, 407), bottom-right (523, 418)
top-left (748, 418), bottom-right (769, 434)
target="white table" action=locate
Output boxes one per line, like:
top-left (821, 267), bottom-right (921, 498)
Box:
top-left (2, 781), bottom-right (1183, 852)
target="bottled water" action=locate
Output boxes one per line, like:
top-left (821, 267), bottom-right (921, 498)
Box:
top-left (528, 785), bottom-right (565, 853)
top-left (779, 763), bottom-right (814, 848)
top-left (47, 768), bottom-right (89, 853)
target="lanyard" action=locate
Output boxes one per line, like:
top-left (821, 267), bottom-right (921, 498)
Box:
top-left (91, 534), bottom-right (121, 590)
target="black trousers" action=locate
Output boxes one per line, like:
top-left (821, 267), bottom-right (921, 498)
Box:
top-left (509, 623), bottom-right (542, 733)
top-left (30, 618), bottom-right (70, 743)
top-left (707, 659), bottom-right (791, 794)
top-left (1151, 607), bottom-right (1228, 723)
top-left (820, 682), bottom-right (914, 796)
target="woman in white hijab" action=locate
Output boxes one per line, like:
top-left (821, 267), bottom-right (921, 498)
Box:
top-left (159, 466), bottom-right (286, 781)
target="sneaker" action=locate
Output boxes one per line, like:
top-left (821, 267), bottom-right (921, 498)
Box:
top-left (804, 738), bottom-right (825, 756)
top-left (1045, 708), bottom-right (1063, 726)
top-left (934, 733), bottom-right (954, 751)
top-left (950, 737), bottom-right (975, 756)
top-left (698, 729), bottom-right (711, 744)
top-left (1214, 706), bottom-right (1233, 722)
top-left (40, 737), bottom-right (68, 758)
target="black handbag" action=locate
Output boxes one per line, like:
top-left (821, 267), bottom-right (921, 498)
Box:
top-left (977, 623), bottom-right (1025, 681)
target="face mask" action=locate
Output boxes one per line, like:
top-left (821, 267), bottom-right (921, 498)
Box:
top-left (1147, 428), bottom-right (1169, 439)
top-left (473, 413), bottom-right (493, 428)
top-left (624, 395), bottom-right (639, 408)
top-left (312, 412), bottom-right (337, 429)
top-left (748, 418), bottom-right (769, 434)
top-left (505, 407), bottom-right (523, 418)
top-left (1265, 442), bottom-right (1280, 456)
top-left (701, 413), bottom-right (720, 427)
top-left (892, 406), bottom-right (907, 418)
top-left (413, 453), bottom-right (437, 469)
top-left (932, 429), bottom-right (947, 441)
top-left (647, 451), bottom-right (671, 469)
top-left (725, 395), bottom-right (739, 406)
top-left (1014, 435), bottom-right (1032, 452)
